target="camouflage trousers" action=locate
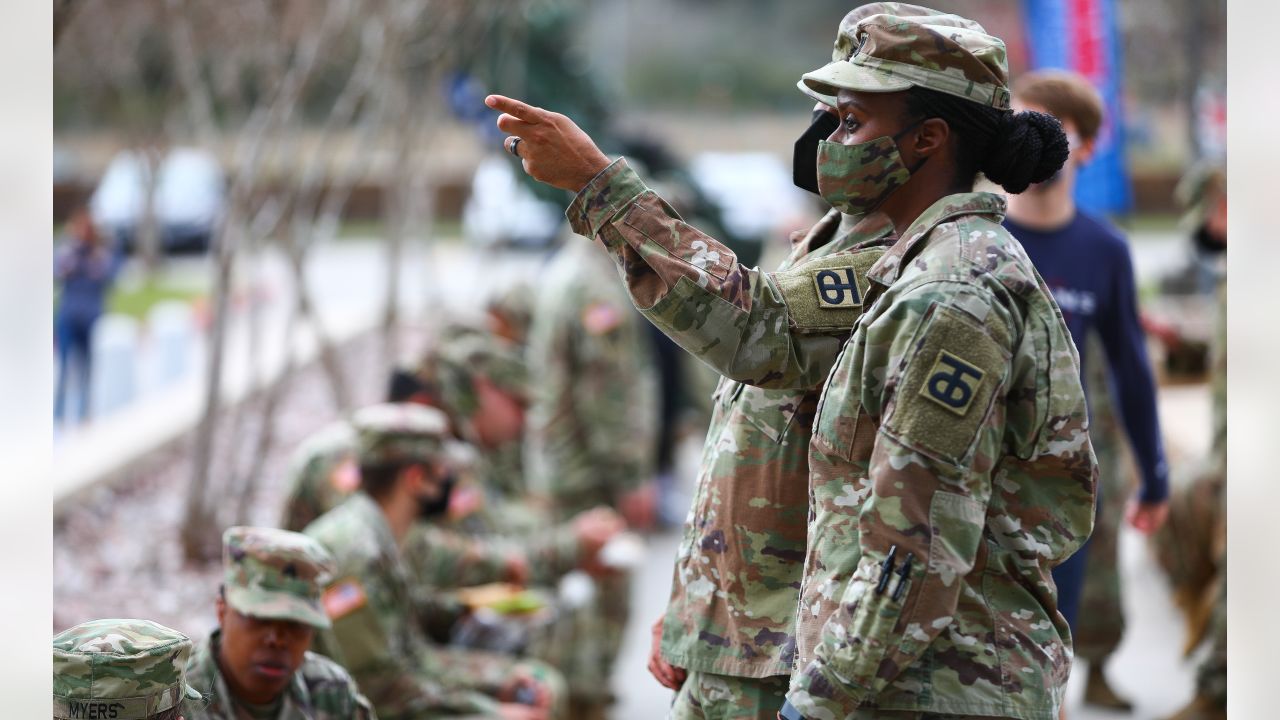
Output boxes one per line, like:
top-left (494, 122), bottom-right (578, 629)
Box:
top-left (1197, 562), bottom-right (1227, 705)
top-left (669, 672), bottom-right (787, 720)
top-left (1152, 462), bottom-right (1226, 706)
top-left (1074, 338), bottom-right (1133, 664)
top-left (1073, 392), bottom-right (1132, 663)
top-left (433, 646), bottom-right (568, 720)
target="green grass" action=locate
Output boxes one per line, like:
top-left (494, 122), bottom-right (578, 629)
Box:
top-left (106, 281), bottom-right (204, 321)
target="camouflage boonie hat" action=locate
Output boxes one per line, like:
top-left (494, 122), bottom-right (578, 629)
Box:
top-left (53, 618), bottom-right (202, 720)
top-left (352, 402), bottom-right (451, 467)
top-left (223, 526), bottom-right (335, 629)
top-left (800, 4), bottom-right (1011, 110)
top-left (420, 334), bottom-right (528, 421)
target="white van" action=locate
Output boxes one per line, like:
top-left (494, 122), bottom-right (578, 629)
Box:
top-left (90, 147), bottom-right (226, 253)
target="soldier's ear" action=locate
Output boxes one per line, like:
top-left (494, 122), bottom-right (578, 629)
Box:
top-left (913, 117), bottom-right (950, 158)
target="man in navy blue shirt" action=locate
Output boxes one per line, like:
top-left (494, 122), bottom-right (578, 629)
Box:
top-left (1004, 70), bottom-right (1170, 714)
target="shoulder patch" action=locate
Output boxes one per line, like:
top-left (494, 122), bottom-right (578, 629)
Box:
top-left (322, 579), bottom-right (368, 620)
top-left (771, 247), bottom-right (885, 333)
top-left (919, 350), bottom-right (985, 416)
top-left (329, 458), bottom-right (360, 493)
top-left (582, 301), bottom-right (623, 335)
top-left (884, 303), bottom-right (1009, 463)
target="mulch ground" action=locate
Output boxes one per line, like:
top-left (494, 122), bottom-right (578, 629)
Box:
top-left (53, 328), bottom-right (423, 636)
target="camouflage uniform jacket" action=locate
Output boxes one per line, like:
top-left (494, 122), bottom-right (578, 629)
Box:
top-left (785, 193), bottom-right (1096, 719)
top-left (280, 421), bottom-right (358, 532)
top-left (303, 493), bottom-right (501, 718)
top-left (567, 160), bottom-right (893, 677)
top-left (185, 630), bottom-right (376, 720)
top-left (567, 159), bottom-right (888, 391)
top-left (525, 237), bottom-right (658, 516)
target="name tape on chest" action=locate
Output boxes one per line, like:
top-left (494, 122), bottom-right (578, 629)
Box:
top-left (812, 268), bottom-right (863, 308)
top-left (771, 247), bottom-right (885, 333)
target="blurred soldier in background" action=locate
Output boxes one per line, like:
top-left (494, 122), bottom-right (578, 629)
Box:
top-left (279, 420), bottom-right (360, 534)
top-left (634, 7), bottom-right (903, 717)
top-left (1156, 162), bottom-right (1226, 720)
top-left (486, 281), bottom-right (537, 347)
top-left (304, 404), bottom-right (567, 720)
top-left (525, 234), bottom-right (659, 525)
top-left (54, 618), bottom-right (203, 720)
top-left (1002, 69), bottom-right (1170, 713)
top-left (185, 526), bottom-right (375, 719)
top-left (524, 231), bottom-right (660, 712)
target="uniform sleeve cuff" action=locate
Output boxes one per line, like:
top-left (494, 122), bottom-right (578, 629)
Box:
top-left (565, 157), bottom-right (648, 239)
top-left (1138, 464), bottom-right (1170, 503)
top-left (785, 660), bottom-right (868, 718)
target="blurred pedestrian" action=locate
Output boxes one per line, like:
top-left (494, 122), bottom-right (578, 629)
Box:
top-left (486, 5), bottom-right (1092, 720)
top-left (184, 526), bottom-right (375, 719)
top-left (54, 618), bottom-right (203, 720)
top-left (54, 207), bottom-right (118, 425)
top-left (1156, 162), bottom-right (1226, 720)
top-left (1003, 69), bottom-right (1170, 712)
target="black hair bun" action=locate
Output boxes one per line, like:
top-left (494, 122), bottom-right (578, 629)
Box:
top-left (982, 110), bottom-right (1070, 194)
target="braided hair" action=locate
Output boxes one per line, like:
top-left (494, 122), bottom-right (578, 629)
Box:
top-left (904, 86), bottom-right (1069, 194)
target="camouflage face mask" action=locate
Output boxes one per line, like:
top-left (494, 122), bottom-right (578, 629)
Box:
top-left (816, 121), bottom-right (923, 214)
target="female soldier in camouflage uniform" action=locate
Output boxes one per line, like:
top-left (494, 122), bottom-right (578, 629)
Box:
top-left (485, 6), bottom-right (1094, 719)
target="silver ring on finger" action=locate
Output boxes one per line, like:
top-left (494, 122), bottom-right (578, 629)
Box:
top-left (507, 137), bottom-right (522, 158)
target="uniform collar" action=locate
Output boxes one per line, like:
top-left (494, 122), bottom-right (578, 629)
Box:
top-left (866, 192), bottom-right (1007, 288)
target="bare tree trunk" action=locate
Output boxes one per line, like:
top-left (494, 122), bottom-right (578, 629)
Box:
top-left (136, 145), bottom-right (164, 279)
top-left (1185, 0), bottom-right (1205, 158)
top-left (182, 207), bottom-right (238, 561)
top-left (182, 2), bottom-right (349, 561)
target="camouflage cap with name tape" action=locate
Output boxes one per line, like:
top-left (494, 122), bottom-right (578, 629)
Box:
top-left (799, 4), bottom-right (1010, 110)
top-left (223, 526), bottom-right (335, 629)
top-left (53, 618), bottom-right (203, 720)
top-left (352, 402), bottom-right (453, 467)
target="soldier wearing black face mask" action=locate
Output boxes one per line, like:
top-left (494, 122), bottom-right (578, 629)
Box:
top-left (305, 403), bottom-right (572, 720)
top-left (793, 104), bottom-right (841, 195)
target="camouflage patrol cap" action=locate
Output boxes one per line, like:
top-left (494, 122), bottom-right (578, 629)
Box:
top-left (420, 334), bottom-right (529, 420)
top-left (222, 526), bottom-right (335, 629)
top-left (486, 282), bottom-right (535, 343)
top-left (800, 4), bottom-right (1011, 110)
top-left (53, 618), bottom-right (202, 720)
top-left (352, 402), bottom-right (451, 467)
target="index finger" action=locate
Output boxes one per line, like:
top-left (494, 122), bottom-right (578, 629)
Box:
top-left (486, 94), bottom-right (547, 124)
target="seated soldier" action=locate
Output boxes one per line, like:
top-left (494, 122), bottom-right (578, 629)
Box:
top-left (53, 618), bottom-right (203, 720)
top-left (280, 329), bottom-right (534, 534)
top-left (304, 403), bottom-right (567, 720)
top-left (184, 526), bottom-right (375, 719)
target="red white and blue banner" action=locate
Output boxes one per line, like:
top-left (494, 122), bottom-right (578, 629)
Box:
top-left (1022, 0), bottom-right (1132, 214)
